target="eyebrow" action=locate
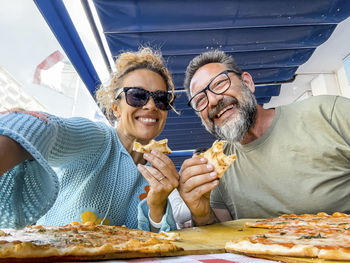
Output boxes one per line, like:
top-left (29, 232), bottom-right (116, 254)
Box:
top-left (190, 70), bottom-right (225, 97)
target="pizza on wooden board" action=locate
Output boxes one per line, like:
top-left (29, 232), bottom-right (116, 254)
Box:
top-left (198, 140), bottom-right (236, 179)
top-left (133, 139), bottom-right (172, 154)
top-left (226, 212), bottom-right (350, 260)
top-left (0, 222), bottom-right (181, 262)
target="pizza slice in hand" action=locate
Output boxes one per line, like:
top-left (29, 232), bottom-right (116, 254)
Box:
top-left (198, 140), bottom-right (236, 179)
top-left (133, 139), bottom-right (172, 154)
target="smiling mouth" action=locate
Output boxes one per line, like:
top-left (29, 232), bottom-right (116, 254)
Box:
top-left (216, 104), bottom-right (234, 118)
top-left (138, 117), bottom-right (157, 123)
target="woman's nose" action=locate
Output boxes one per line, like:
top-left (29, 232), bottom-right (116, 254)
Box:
top-left (143, 96), bottom-right (157, 110)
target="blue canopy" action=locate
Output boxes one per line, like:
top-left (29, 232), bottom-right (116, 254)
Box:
top-left (34, 0), bottom-right (350, 169)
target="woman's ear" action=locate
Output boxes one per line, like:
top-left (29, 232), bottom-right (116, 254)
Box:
top-left (241, 72), bottom-right (255, 93)
top-left (112, 103), bottom-right (121, 119)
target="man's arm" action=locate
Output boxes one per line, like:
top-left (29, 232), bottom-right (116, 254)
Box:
top-left (0, 135), bottom-right (33, 176)
top-left (191, 207), bottom-right (218, 226)
top-left (192, 207), bottom-right (232, 226)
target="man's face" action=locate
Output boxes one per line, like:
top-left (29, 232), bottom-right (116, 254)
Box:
top-left (189, 63), bottom-right (257, 143)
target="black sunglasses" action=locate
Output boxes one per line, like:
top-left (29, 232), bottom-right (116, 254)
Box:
top-left (116, 87), bottom-right (174, 111)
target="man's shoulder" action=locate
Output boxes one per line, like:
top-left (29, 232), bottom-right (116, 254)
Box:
top-left (282, 95), bottom-right (341, 113)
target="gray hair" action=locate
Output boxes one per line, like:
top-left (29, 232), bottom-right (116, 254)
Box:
top-left (183, 50), bottom-right (243, 99)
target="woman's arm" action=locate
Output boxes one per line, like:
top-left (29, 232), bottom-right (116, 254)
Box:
top-left (0, 135), bottom-right (33, 176)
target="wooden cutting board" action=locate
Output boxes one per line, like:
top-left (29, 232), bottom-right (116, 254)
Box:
top-left (171, 219), bottom-right (350, 263)
top-left (171, 219), bottom-right (264, 256)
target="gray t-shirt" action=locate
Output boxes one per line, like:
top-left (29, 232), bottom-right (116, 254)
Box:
top-left (211, 95), bottom-right (350, 219)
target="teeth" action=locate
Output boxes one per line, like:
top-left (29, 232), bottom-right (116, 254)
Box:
top-left (139, 118), bottom-right (156, 123)
top-left (217, 105), bottom-right (234, 118)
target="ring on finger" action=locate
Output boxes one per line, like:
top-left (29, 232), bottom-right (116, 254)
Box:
top-left (158, 176), bottom-right (166, 182)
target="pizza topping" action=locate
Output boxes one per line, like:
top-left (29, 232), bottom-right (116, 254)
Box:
top-left (297, 233), bottom-right (325, 240)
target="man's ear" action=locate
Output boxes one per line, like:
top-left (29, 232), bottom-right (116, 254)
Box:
top-left (241, 72), bottom-right (255, 93)
top-left (112, 103), bottom-right (121, 119)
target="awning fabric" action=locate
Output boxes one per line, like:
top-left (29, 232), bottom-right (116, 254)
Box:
top-left (35, 0), bottom-right (350, 169)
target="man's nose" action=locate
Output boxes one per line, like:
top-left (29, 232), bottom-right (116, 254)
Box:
top-left (207, 89), bottom-right (223, 109)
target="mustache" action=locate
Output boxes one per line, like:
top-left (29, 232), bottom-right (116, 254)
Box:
top-left (208, 96), bottom-right (238, 120)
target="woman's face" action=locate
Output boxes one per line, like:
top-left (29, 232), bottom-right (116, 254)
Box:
top-left (113, 69), bottom-right (169, 144)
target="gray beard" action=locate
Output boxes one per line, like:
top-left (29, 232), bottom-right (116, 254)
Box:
top-left (202, 82), bottom-right (257, 143)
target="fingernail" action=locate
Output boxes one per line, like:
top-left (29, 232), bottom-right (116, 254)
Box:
top-left (210, 172), bottom-right (217, 177)
top-left (143, 153), bottom-right (149, 158)
top-left (151, 149), bottom-right (160, 155)
top-left (206, 164), bottom-right (213, 169)
top-left (200, 158), bottom-right (206, 162)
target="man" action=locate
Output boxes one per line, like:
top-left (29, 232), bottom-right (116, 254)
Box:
top-left (178, 50), bottom-right (350, 226)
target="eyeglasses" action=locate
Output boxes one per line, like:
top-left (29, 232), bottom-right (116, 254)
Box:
top-left (115, 87), bottom-right (174, 111)
top-left (188, 70), bottom-right (237, 112)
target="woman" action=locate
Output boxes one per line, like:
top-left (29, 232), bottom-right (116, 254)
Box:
top-left (0, 47), bottom-right (179, 231)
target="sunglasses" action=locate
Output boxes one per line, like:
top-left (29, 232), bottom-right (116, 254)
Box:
top-left (115, 87), bottom-right (174, 111)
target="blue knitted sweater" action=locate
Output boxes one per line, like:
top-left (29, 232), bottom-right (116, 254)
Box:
top-left (0, 111), bottom-right (176, 231)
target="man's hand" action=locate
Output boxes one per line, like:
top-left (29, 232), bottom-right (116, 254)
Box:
top-left (178, 155), bottom-right (219, 226)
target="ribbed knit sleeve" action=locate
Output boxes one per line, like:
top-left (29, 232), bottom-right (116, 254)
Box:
top-left (138, 199), bottom-right (177, 232)
top-left (0, 112), bottom-right (110, 228)
top-left (0, 112), bottom-right (59, 228)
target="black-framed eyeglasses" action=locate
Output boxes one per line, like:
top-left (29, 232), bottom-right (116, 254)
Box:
top-left (115, 87), bottom-right (174, 111)
top-left (187, 70), bottom-right (237, 112)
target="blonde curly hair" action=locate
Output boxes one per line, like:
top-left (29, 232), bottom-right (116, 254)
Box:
top-left (95, 47), bottom-right (176, 124)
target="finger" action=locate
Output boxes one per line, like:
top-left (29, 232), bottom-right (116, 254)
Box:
top-left (145, 150), bottom-right (175, 169)
top-left (184, 179), bottom-right (219, 201)
top-left (180, 156), bottom-right (207, 174)
top-left (137, 164), bottom-right (160, 185)
top-left (143, 151), bottom-right (168, 170)
top-left (151, 149), bottom-right (175, 169)
top-left (181, 170), bottom-right (218, 193)
top-left (144, 151), bottom-right (179, 182)
top-left (180, 161), bottom-right (215, 185)
top-left (138, 164), bottom-right (176, 190)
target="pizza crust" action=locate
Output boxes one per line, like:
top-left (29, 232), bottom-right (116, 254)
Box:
top-left (226, 239), bottom-right (320, 258)
top-left (0, 223), bottom-right (182, 260)
top-left (133, 139), bottom-right (172, 154)
top-left (199, 140), bottom-right (236, 178)
top-left (319, 248), bottom-right (350, 260)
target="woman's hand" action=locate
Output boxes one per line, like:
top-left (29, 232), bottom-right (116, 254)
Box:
top-left (0, 135), bottom-right (33, 176)
top-left (137, 150), bottom-right (179, 223)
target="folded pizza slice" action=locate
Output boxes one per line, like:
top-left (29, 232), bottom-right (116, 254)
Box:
top-left (133, 139), bottom-right (172, 154)
top-left (199, 140), bottom-right (236, 179)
